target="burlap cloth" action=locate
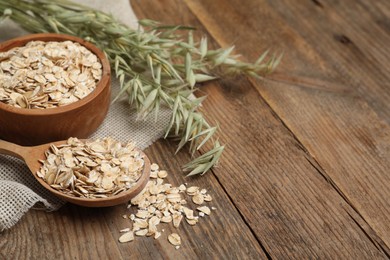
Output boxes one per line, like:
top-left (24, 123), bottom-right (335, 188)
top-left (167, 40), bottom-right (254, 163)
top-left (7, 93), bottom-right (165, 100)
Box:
top-left (0, 0), bottom-right (171, 231)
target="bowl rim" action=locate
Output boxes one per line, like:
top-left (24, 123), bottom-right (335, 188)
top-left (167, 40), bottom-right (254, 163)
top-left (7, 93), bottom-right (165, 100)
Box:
top-left (0, 33), bottom-right (111, 116)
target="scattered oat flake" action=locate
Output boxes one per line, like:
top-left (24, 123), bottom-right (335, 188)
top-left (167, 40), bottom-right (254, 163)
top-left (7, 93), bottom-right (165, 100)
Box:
top-left (154, 231), bottom-right (161, 239)
top-left (204, 194), bottom-right (213, 202)
top-left (197, 206), bottom-right (211, 215)
top-left (150, 171), bottom-right (158, 178)
top-left (186, 218), bottom-right (198, 226)
top-left (173, 214), bottom-right (183, 228)
top-left (167, 193), bottom-right (181, 203)
top-left (168, 233), bottom-right (181, 246)
top-left (136, 210), bottom-right (149, 219)
top-left (157, 170), bottom-right (168, 178)
top-left (134, 219), bottom-right (148, 229)
top-left (119, 231), bottom-right (134, 243)
top-left (182, 207), bottom-right (194, 219)
top-left (135, 229), bottom-right (148, 237)
top-left (151, 163), bottom-right (159, 171)
top-left (178, 184), bottom-right (186, 192)
top-left (192, 193), bottom-right (204, 205)
top-left (149, 216), bottom-right (160, 226)
top-left (161, 215), bottom-right (173, 223)
top-left (148, 224), bottom-right (157, 234)
top-left (186, 186), bottom-right (199, 195)
top-left (120, 228), bottom-right (131, 233)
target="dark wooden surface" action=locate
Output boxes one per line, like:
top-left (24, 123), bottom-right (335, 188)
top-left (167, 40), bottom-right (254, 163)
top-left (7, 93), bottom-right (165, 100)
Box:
top-left (2, 0), bottom-right (390, 259)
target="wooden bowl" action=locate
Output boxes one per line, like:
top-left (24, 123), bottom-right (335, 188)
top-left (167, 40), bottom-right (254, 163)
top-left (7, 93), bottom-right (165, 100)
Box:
top-left (0, 33), bottom-right (111, 146)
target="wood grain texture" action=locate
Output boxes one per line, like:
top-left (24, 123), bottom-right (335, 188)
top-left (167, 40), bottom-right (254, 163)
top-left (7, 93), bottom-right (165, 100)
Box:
top-left (132, 0), bottom-right (389, 258)
top-left (2, 0), bottom-right (390, 259)
top-left (265, 0), bottom-right (390, 123)
top-left (179, 0), bottom-right (390, 255)
top-left (185, 1), bottom-right (390, 248)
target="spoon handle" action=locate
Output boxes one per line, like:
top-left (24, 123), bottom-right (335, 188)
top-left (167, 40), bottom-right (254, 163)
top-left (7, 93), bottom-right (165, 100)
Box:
top-left (0, 139), bottom-right (27, 160)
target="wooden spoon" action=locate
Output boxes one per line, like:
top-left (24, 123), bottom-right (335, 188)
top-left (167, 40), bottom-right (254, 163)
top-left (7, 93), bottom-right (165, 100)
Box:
top-left (0, 139), bottom-right (150, 207)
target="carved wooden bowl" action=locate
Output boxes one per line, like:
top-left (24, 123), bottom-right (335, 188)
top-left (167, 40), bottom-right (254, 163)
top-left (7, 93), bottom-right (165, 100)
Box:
top-left (0, 33), bottom-right (111, 146)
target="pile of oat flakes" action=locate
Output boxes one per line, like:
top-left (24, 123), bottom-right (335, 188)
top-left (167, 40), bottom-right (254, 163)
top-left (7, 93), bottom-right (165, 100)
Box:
top-left (119, 163), bottom-right (216, 249)
top-left (37, 137), bottom-right (143, 198)
top-left (0, 40), bottom-right (102, 109)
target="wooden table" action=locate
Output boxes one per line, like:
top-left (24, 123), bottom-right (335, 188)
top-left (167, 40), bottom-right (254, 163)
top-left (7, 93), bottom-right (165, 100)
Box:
top-left (2, 0), bottom-right (390, 259)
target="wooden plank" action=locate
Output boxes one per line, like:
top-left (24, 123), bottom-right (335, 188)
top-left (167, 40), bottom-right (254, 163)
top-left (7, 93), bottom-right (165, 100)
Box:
top-left (1, 139), bottom-right (267, 259)
top-left (263, 0), bottom-right (390, 124)
top-left (1, 204), bottom-right (123, 259)
top-left (132, 1), bottom-right (389, 258)
top-left (199, 78), bottom-right (387, 258)
top-left (182, 0), bottom-right (390, 123)
top-left (178, 0), bottom-right (390, 253)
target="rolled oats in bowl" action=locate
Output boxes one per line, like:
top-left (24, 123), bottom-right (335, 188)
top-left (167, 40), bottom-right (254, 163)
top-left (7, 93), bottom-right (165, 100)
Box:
top-left (0, 40), bottom-right (102, 109)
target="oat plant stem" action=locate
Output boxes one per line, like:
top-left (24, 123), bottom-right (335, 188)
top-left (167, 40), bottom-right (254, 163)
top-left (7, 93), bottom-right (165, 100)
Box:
top-left (0, 0), bottom-right (281, 176)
